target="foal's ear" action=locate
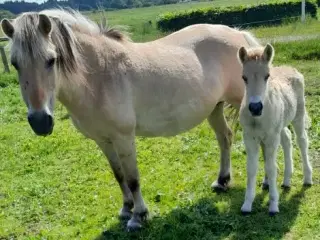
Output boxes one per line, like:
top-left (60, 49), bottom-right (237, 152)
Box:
top-left (1, 18), bottom-right (14, 39)
top-left (263, 43), bottom-right (274, 63)
top-left (238, 46), bottom-right (248, 64)
top-left (38, 14), bottom-right (52, 36)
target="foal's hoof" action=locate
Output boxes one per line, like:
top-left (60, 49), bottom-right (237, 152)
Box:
top-left (281, 184), bottom-right (291, 191)
top-left (269, 211), bottom-right (279, 217)
top-left (241, 210), bottom-right (251, 216)
top-left (262, 183), bottom-right (269, 191)
top-left (303, 182), bottom-right (313, 188)
top-left (211, 175), bottom-right (231, 192)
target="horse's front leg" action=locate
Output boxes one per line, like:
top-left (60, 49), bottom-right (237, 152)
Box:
top-left (264, 135), bottom-right (281, 215)
top-left (96, 139), bottom-right (134, 220)
top-left (112, 133), bottom-right (148, 231)
top-left (241, 132), bottom-right (260, 214)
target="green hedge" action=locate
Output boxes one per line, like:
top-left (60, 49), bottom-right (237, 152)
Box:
top-left (156, 0), bottom-right (318, 32)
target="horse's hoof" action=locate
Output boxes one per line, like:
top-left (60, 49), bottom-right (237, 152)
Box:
top-left (211, 174), bottom-right (231, 192)
top-left (211, 181), bottom-right (228, 192)
top-left (262, 183), bottom-right (269, 191)
top-left (126, 219), bottom-right (143, 232)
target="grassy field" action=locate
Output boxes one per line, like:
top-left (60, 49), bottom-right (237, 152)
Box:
top-left (1, 2), bottom-right (320, 240)
top-left (86, 0), bottom-right (291, 42)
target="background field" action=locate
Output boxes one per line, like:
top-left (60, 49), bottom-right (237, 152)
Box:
top-left (0, 1), bottom-right (320, 240)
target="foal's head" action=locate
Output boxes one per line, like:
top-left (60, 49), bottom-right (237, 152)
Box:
top-left (1, 12), bottom-right (80, 136)
top-left (237, 44), bottom-right (274, 117)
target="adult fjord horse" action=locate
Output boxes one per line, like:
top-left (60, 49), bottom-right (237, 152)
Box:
top-left (1, 9), bottom-right (261, 231)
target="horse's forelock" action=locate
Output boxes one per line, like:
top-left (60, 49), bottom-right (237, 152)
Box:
top-left (10, 11), bottom-right (83, 78)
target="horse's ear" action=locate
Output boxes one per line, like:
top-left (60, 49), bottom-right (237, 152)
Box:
top-left (263, 43), bottom-right (274, 63)
top-left (238, 46), bottom-right (248, 64)
top-left (1, 18), bottom-right (14, 39)
top-left (38, 14), bottom-right (52, 36)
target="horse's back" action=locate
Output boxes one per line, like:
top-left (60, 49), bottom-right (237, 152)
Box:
top-left (156, 24), bottom-right (248, 50)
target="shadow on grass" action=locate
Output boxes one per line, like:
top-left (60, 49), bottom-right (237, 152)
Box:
top-left (95, 186), bottom-right (309, 240)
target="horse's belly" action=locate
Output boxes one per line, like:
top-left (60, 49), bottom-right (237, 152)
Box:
top-left (135, 100), bottom-right (215, 137)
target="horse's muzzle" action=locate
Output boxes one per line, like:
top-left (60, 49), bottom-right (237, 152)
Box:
top-left (28, 111), bottom-right (54, 136)
top-left (248, 102), bottom-right (263, 117)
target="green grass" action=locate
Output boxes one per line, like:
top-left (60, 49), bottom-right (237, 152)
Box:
top-left (1, 4), bottom-right (320, 240)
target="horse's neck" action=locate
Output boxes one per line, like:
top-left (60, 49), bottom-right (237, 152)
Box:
top-left (56, 33), bottom-right (128, 117)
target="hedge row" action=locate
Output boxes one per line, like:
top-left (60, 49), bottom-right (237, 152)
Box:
top-left (156, 0), bottom-right (318, 32)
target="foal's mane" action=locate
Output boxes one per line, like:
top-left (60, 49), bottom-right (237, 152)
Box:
top-left (245, 47), bottom-right (266, 62)
top-left (9, 8), bottom-right (130, 80)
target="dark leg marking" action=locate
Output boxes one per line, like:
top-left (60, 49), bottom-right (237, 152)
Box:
top-left (128, 179), bottom-right (139, 194)
top-left (218, 174), bottom-right (231, 186)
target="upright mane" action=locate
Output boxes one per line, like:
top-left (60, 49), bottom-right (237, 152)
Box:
top-left (7, 8), bottom-right (130, 80)
top-left (244, 47), bottom-right (266, 61)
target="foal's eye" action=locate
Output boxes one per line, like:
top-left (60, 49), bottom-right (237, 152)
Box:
top-left (242, 75), bottom-right (248, 83)
top-left (11, 61), bottom-right (19, 71)
top-left (265, 74), bottom-right (270, 81)
top-left (46, 58), bottom-right (56, 69)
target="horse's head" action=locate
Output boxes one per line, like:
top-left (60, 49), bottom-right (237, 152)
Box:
top-left (237, 43), bottom-right (274, 117)
top-left (1, 13), bottom-right (57, 136)
top-left (1, 11), bottom-right (81, 136)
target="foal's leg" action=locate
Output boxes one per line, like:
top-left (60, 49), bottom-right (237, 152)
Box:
top-left (208, 102), bottom-right (233, 191)
top-left (280, 127), bottom-right (294, 188)
top-left (261, 142), bottom-right (269, 191)
top-left (112, 133), bottom-right (148, 231)
top-left (241, 132), bottom-right (260, 214)
top-left (96, 140), bottom-right (134, 219)
top-left (264, 135), bottom-right (281, 215)
top-left (292, 109), bottom-right (313, 186)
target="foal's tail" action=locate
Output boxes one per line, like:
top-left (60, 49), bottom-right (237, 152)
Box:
top-left (305, 111), bottom-right (312, 130)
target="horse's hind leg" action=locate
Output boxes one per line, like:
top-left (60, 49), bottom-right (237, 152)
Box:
top-left (280, 127), bottom-right (293, 189)
top-left (208, 102), bottom-right (233, 191)
top-left (112, 133), bottom-right (148, 231)
top-left (96, 140), bottom-right (134, 220)
top-left (292, 107), bottom-right (313, 186)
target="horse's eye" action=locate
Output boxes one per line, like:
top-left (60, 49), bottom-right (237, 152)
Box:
top-left (11, 61), bottom-right (19, 71)
top-left (265, 74), bottom-right (270, 81)
top-left (242, 75), bottom-right (248, 83)
top-left (46, 58), bottom-right (55, 69)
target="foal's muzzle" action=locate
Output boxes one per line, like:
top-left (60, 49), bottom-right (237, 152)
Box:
top-left (28, 111), bottom-right (54, 136)
top-left (249, 102), bottom-right (263, 116)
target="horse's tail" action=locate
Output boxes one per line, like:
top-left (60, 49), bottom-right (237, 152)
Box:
top-left (224, 103), bottom-right (240, 141)
top-left (241, 30), bottom-right (262, 47)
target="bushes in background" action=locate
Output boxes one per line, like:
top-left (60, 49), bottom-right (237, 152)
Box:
top-left (156, 0), bottom-right (318, 32)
